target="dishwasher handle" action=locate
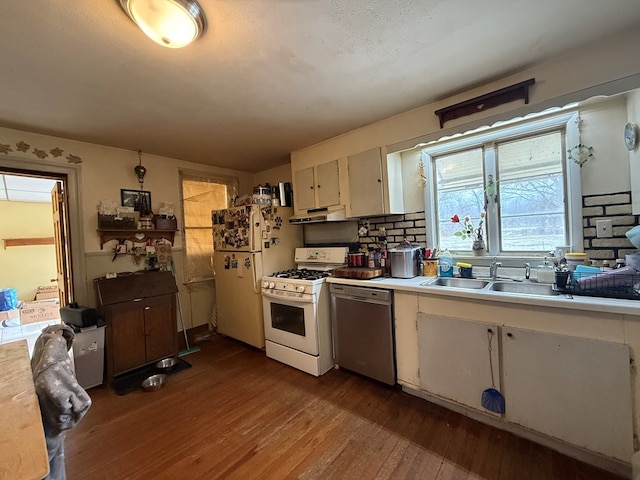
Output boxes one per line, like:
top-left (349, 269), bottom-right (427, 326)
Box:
top-left (329, 284), bottom-right (392, 303)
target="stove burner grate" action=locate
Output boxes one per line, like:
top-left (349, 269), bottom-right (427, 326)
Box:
top-left (270, 268), bottom-right (332, 281)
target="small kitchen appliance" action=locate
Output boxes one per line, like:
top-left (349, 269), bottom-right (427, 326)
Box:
top-left (388, 244), bottom-right (421, 278)
top-left (262, 246), bottom-right (347, 376)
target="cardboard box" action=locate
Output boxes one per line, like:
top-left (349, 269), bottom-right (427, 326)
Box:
top-left (0, 308), bottom-right (20, 323)
top-left (35, 285), bottom-right (59, 301)
top-left (20, 300), bottom-right (60, 324)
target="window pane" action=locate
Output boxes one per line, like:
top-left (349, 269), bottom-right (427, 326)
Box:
top-left (184, 228), bottom-right (214, 281)
top-left (181, 175), bottom-right (234, 282)
top-left (497, 132), bottom-right (566, 251)
top-left (183, 180), bottom-right (227, 227)
top-left (435, 148), bottom-right (485, 250)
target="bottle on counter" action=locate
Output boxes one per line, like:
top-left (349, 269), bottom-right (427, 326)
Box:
top-left (537, 257), bottom-right (555, 284)
top-left (438, 249), bottom-right (454, 277)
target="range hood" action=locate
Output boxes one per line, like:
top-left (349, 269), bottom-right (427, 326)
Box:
top-left (288, 206), bottom-right (347, 224)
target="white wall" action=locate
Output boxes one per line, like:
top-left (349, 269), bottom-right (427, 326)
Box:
top-left (291, 24), bottom-right (640, 188)
top-left (0, 127), bottom-right (255, 327)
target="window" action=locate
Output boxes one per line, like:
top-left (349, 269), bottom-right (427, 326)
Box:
top-left (423, 109), bottom-right (581, 257)
top-left (180, 172), bottom-right (237, 283)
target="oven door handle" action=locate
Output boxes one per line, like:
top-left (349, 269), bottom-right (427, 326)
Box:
top-left (261, 289), bottom-right (314, 303)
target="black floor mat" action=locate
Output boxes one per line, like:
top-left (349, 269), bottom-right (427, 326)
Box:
top-left (111, 358), bottom-right (192, 396)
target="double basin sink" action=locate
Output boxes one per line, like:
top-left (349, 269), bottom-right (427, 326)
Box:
top-left (421, 276), bottom-right (560, 296)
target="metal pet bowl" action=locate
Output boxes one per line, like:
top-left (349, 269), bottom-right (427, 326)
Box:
top-left (141, 374), bottom-right (167, 392)
top-left (155, 357), bottom-right (178, 372)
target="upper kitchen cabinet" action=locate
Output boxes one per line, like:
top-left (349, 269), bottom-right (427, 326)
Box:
top-left (293, 159), bottom-right (341, 212)
top-left (346, 147), bottom-right (422, 218)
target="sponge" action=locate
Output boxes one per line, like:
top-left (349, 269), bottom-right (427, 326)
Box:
top-left (456, 262), bottom-right (472, 268)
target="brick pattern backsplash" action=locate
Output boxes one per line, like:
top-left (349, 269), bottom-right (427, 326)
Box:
top-left (354, 192), bottom-right (640, 263)
top-left (583, 191), bottom-right (639, 263)
top-left (358, 212), bottom-right (427, 250)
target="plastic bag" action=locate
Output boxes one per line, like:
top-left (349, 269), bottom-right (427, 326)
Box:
top-left (0, 288), bottom-right (18, 312)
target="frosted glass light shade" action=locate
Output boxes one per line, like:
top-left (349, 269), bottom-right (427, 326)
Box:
top-left (119, 0), bottom-right (207, 48)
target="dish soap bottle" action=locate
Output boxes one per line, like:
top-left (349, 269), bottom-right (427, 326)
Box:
top-left (438, 249), bottom-right (454, 277)
top-left (537, 257), bottom-right (555, 284)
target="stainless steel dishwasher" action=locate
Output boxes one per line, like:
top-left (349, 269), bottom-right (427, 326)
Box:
top-left (329, 284), bottom-right (395, 385)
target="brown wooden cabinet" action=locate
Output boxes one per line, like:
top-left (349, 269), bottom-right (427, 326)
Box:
top-left (95, 271), bottom-right (179, 380)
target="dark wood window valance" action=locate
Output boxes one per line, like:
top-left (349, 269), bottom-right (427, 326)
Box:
top-left (434, 78), bottom-right (535, 128)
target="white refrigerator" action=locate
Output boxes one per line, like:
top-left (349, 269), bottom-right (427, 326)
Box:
top-left (212, 204), bottom-right (303, 348)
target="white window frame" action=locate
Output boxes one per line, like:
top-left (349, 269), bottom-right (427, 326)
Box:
top-left (422, 108), bottom-right (582, 263)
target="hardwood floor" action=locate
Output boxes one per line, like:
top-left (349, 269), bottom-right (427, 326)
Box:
top-left (65, 334), bottom-right (626, 480)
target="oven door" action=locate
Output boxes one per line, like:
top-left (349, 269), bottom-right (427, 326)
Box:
top-left (262, 289), bottom-right (319, 355)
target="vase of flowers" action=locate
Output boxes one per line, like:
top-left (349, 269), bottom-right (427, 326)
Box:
top-left (451, 212), bottom-right (486, 255)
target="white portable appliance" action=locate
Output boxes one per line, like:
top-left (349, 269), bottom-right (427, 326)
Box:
top-left (212, 205), bottom-right (303, 348)
top-left (262, 246), bottom-right (347, 376)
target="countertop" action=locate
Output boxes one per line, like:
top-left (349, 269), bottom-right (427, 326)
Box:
top-left (326, 275), bottom-right (640, 316)
top-left (0, 340), bottom-right (49, 480)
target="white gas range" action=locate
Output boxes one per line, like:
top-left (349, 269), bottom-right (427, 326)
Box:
top-left (261, 247), bottom-right (347, 376)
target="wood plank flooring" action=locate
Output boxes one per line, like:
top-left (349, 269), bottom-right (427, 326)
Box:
top-left (65, 334), bottom-right (626, 480)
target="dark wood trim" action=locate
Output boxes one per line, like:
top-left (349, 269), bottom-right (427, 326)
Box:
top-left (435, 78), bottom-right (536, 128)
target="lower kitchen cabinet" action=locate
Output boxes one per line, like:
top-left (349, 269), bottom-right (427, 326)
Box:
top-left (501, 326), bottom-right (633, 462)
top-left (416, 313), bottom-right (500, 414)
top-left (394, 292), bottom-right (420, 388)
top-left (96, 271), bottom-right (179, 380)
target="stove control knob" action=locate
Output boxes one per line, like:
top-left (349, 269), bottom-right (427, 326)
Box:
top-left (296, 285), bottom-right (305, 293)
top-left (262, 281), bottom-right (269, 289)
top-left (269, 282), bottom-right (276, 289)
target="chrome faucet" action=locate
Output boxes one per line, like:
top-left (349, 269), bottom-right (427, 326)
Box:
top-left (523, 262), bottom-right (531, 280)
top-left (489, 257), bottom-right (502, 279)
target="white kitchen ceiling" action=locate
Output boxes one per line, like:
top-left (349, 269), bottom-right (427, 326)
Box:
top-left (1, 1), bottom-right (640, 173)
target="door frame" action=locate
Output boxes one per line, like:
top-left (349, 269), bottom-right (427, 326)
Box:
top-left (0, 156), bottom-right (87, 305)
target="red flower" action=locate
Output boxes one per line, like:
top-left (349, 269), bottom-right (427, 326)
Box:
top-left (451, 214), bottom-right (460, 223)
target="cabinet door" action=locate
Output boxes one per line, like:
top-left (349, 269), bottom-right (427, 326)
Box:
top-left (417, 313), bottom-right (500, 413)
top-left (502, 326), bottom-right (633, 462)
top-left (144, 296), bottom-right (178, 362)
top-left (109, 305), bottom-right (146, 376)
top-left (293, 167), bottom-right (316, 211)
top-left (394, 292), bottom-right (419, 388)
top-left (348, 148), bottom-right (384, 217)
top-left (315, 160), bottom-right (340, 208)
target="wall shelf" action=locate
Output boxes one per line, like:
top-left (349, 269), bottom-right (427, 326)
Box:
top-left (434, 78), bottom-right (535, 128)
top-left (97, 229), bottom-right (177, 250)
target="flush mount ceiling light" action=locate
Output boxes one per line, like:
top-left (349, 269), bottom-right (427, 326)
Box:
top-left (118, 0), bottom-right (207, 48)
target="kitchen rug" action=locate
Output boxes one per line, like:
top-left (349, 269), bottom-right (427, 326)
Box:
top-left (110, 358), bottom-right (191, 396)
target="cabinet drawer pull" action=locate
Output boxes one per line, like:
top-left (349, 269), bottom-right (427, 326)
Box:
top-left (144, 306), bottom-right (151, 310)
top-left (133, 298), bottom-right (142, 302)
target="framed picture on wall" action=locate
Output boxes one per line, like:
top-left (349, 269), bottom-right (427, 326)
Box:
top-left (121, 189), bottom-right (151, 212)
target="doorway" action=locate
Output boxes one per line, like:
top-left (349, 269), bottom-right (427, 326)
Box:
top-left (0, 170), bottom-right (73, 350)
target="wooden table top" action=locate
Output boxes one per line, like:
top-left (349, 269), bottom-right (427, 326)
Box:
top-left (0, 340), bottom-right (49, 480)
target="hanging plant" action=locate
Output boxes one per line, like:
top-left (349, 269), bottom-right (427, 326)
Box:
top-left (567, 144), bottom-right (594, 167)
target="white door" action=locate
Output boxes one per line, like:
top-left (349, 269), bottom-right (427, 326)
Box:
top-left (348, 148), bottom-right (384, 217)
top-left (315, 160), bottom-right (340, 208)
top-left (51, 181), bottom-right (72, 306)
top-left (213, 252), bottom-right (265, 348)
top-left (417, 313), bottom-right (500, 413)
top-left (502, 326), bottom-right (633, 462)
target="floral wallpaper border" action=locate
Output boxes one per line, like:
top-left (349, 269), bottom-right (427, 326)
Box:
top-left (0, 139), bottom-right (82, 164)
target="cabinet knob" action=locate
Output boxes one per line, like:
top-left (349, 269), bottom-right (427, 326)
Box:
top-left (507, 332), bottom-right (513, 338)
top-left (144, 306), bottom-right (150, 310)
top-left (317, 184), bottom-right (321, 188)
top-left (377, 179), bottom-right (381, 183)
